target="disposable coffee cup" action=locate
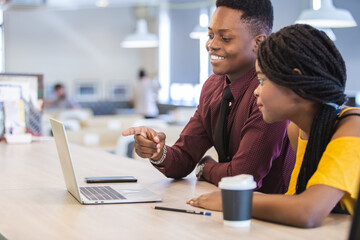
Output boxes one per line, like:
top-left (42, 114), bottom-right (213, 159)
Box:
top-left (219, 174), bottom-right (256, 228)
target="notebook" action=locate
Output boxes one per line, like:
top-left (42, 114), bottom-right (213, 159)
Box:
top-left (50, 118), bottom-right (162, 204)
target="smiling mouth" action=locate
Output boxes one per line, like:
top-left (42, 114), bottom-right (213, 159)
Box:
top-left (210, 55), bottom-right (225, 60)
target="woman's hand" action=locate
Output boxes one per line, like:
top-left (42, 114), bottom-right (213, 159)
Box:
top-left (186, 190), bottom-right (223, 211)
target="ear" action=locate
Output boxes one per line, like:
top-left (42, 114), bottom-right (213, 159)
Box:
top-left (293, 68), bottom-right (302, 75)
top-left (253, 34), bottom-right (267, 53)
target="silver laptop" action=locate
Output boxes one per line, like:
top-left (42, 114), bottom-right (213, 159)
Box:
top-left (50, 118), bottom-right (162, 205)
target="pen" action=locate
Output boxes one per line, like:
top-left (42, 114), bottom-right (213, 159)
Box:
top-left (154, 206), bottom-right (211, 216)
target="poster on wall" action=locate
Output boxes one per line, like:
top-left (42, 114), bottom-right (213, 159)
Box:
top-left (0, 74), bottom-right (44, 136)
top-left (108, 81), bottom-right (131, 101)
top-left (0, 83), bottom-right (26, 136)
top-left (74, 79), bottom-right (101, 101)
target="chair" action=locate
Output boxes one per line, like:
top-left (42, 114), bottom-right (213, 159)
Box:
top-left (115, 135), bottom-right (135, 158)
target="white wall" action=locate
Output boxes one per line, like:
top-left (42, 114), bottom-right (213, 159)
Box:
top-left (4, 7), bottom-right (158, 99)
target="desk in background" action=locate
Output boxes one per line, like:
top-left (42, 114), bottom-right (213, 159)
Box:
top-left (0, 141), bottom-right (352, 240)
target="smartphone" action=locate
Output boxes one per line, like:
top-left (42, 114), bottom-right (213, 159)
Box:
top-left (85, 176), bottom-right (137, 183)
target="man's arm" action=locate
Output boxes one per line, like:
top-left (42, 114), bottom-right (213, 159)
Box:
top-left (122, 108), bottom-right (213, 179)
top-left (150, 109), bottom-right (214, 179)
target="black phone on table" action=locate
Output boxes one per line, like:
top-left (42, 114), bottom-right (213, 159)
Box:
top-left (85, 176), bottom-right (138, 183)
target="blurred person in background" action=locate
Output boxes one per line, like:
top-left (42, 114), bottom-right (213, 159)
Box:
top-left (44, 83), bottom-right (80, 110)
top-left (133, 69), bottom-right (160, 119)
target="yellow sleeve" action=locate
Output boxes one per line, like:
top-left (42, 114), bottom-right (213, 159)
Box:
top-left (307, 137), bottom-right (360, 213)
top-left (285, 137), bottom-right (307, 195)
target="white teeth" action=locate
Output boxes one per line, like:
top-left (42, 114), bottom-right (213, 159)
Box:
top-left (211, 55), bottom-right (225, 60)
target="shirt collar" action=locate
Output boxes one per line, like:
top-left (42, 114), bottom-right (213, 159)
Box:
top-left (224, 68), bottom-right (257, 101)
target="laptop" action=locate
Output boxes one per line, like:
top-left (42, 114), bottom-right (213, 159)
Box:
top-left (50, 118), bottom-right (162, 204)
top-left (349, 182), bottom-right (360, 240)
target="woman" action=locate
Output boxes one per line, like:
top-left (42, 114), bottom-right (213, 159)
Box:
top-left (187, 24), bottom-right (360, 228)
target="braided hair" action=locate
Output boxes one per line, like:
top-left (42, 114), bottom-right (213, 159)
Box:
top-left (257, 24), bottom-right (347, 194)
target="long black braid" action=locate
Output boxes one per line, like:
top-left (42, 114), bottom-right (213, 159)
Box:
top-left (257, 24), bottom-right (347, 194)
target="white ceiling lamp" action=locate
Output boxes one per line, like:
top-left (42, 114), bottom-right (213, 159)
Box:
top-left (318, 28), bottom-right (336, 41)
top-left (96, 0), bottom-right (109, 8)
top-left (189, 8), bottom-right (209, 39)
top-left (189, 24), bottom-right (208, 39)
top-left (121, 18), bottom-right (158, 48)
top-left (296, 0), bottom-right (357, 28)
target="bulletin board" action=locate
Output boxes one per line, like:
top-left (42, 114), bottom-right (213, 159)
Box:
top-left (0, 73), bottom-right (44, 136)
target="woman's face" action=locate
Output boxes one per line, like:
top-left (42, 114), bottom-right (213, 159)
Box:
top-left (253, 60), bottom-right (303, 123)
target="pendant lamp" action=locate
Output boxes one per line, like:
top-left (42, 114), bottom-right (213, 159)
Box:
top-left (121, 19), bottom-right (158, 48)
top-left (296, 0), bottom-right (357, 28)
top-left (189, 8), bottom-right (209, 39)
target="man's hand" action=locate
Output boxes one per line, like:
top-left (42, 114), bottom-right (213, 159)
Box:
top-left (122, 126), bottom-right (166, 160)
top-left (186, 190), bottom-right (223, 211)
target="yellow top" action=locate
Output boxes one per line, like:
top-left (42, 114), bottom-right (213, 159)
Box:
top-left (286, 107), bottom-right (360, 215)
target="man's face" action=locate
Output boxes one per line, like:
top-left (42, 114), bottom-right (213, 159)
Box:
top-left (55, 87), bottom-right (66, 98)
top-left (207, 7), bottom-right (257, 81)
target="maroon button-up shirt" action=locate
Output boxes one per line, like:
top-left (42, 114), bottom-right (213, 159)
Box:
top-left (153, 69), bottom-right (295, 194)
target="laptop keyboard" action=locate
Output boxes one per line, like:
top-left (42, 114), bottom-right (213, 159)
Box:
top-left (80, 186), bottom-right (126, 201)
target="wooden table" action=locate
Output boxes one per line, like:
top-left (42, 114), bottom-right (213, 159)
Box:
top-left (0, 140), bottom-right (352, 240)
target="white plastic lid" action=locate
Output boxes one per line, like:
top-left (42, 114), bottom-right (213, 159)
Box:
top-left (218, 174), bottom-right (257, 190)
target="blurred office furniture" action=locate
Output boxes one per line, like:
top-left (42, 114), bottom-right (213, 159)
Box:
top-left (169, 106), bottom-right (197, 125)
top-left (79, 101), bottom-right (132, 115)
top-left (64, 114), bottom-right (142, 152)
top-left (43, 108), bottom-right (94, 135)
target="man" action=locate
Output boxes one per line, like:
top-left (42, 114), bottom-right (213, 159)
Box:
top-left (122, 0), bottom-right (295, 194)
top-left (45, 83), bottom-right (79, 109)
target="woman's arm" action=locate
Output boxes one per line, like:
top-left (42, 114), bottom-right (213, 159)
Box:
top-left (187, 184), bottom-right (345, 228)
top-left (252, 184), bottom-right (344, 228)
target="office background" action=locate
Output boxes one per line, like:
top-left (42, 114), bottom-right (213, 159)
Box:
top-left (0, 3), bottom-right (357, 237)
top-left (2, 0), bottom-right (360, 106)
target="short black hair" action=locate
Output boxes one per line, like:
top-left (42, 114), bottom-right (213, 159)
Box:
top-left (216, 0), bottom-right (273, 36)
top-left (139, 69), bottom-right (146, 78)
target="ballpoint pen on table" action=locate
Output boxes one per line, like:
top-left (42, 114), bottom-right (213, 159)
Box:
top-left (154, 206), bottom-right (211, 216)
